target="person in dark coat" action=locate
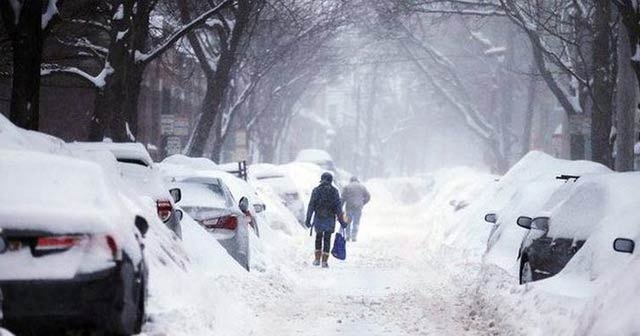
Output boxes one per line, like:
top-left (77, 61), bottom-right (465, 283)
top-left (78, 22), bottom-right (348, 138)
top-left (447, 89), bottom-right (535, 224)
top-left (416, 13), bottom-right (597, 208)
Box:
top-left (306, 172), bottom-right (347, 268)
top-left (341, 176), bottom-right (370, 242)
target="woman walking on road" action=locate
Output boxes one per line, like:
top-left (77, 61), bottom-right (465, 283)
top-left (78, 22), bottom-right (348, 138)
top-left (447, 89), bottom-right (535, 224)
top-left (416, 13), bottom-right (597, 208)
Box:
top-left (306, 172), bottom-right (347, 268)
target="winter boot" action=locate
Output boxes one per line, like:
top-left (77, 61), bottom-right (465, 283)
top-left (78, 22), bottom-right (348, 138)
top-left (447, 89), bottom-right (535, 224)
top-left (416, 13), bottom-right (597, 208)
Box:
top-left (313, 250), bottom-right (321, 266)
top-left (321, 252), bottom-right (330, 268)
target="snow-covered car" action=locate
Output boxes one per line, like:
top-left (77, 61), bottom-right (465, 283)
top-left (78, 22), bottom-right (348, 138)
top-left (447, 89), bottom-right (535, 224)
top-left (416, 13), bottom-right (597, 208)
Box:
top-left (0, 150), bottom-right (149, 335)
top-left (68, 142), bottom-right (183, 238)
top-left (159, 156), bottom-right (265, 236)
top-left (515, 215), bottom-right (586, 284)
top-left (208, 170), bottom-right (265, 237)
top-left (295, 149), bottom-right (337, 174)
top-left (171, 175), bottom-right (254, 271)
top-left (250, 163), bottom-right (305, 226)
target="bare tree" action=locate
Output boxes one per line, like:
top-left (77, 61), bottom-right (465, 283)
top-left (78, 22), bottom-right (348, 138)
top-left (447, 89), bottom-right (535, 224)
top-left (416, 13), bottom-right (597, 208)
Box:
top-left (0, 0), bottom-right (60, 130)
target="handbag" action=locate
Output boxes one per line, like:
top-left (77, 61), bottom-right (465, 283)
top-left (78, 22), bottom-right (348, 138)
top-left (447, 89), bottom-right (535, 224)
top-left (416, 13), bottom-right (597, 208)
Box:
top-left (331, 228), bottom-right (347, 260)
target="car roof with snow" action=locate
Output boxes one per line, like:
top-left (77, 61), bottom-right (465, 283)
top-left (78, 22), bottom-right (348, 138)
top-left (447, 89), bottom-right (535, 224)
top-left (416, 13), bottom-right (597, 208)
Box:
top-left (162, 154), bottom-right (219, 170)
top-left (250, 163), bottom-right (286, 179)
top-left (546, 172), bottom-right (640, 240)
top-left (68, 142), bottom-right (153, 167)
top-left (0, 149), bottom-right (136, 234)
top-left (295, 149), bottom-right (333, 163)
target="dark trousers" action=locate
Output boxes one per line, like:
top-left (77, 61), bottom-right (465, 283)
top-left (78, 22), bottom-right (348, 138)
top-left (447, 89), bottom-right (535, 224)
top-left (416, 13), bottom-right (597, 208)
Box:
top-left (315, 232), bottom-right (332, 253)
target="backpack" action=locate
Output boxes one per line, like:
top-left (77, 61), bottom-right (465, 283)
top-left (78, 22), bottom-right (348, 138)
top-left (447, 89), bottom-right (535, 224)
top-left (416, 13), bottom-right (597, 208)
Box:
top-left (315, 184), bottom-right (337, 218)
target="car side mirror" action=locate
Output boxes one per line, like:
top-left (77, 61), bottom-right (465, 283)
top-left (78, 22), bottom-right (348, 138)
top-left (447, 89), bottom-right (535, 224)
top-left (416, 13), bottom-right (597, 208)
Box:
top-left (613, 238), bottom-right (635, 254)
top-left (239, 197), bottom-right (250, 213)
top-left (135, 216), bottom-right (149, 236)
top-left (169, 188), bottom-right (182, 203)
top-left (175, 209), bottom-right (184, 221)
top-left (253, 203), bottom-right (266, 213)
top-left (0, 235), bottom-right (6, 253)
top-left (516, 216), bottom-right (532, 230)
top-left (484, 213), bottom-right (497, 224)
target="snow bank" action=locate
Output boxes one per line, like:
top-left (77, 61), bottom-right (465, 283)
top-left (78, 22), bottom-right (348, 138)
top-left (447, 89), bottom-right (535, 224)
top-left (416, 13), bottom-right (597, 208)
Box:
top-left (411, 151), bottom-right (640, 334)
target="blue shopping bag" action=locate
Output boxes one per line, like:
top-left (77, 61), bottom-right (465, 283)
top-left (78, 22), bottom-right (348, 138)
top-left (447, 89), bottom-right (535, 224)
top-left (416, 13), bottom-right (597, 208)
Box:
top-left (331, 229), bottom-right (346, 260)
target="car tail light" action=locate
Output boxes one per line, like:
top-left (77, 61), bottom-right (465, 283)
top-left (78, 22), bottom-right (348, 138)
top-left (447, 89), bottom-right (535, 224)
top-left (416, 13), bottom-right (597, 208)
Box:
top-left (35, 235), bottom-right (82, 252)
top-left (33, 234), bottom-right (120, 260)
top-left (106, 235), bottom-right (119, 259)
top-left (157, 200), bottom-right (173, 222)
top-left (202, 215), bottom-right (238, 231)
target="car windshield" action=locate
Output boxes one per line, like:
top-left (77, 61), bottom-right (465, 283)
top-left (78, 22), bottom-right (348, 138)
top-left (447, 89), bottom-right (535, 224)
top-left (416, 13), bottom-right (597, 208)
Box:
top-left (175, 181), bottom-right (233, 209)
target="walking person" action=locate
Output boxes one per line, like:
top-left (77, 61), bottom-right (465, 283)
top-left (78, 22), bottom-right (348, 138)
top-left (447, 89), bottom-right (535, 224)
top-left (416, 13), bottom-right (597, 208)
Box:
top-left (341, 176), bottom-right (370, 242)
top-left (306, 172), bottom-right (347, 268)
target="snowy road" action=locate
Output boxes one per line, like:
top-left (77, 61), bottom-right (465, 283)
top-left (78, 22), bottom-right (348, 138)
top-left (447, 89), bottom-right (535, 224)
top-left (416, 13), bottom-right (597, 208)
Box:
top-left (249, 201), bottom-right (504, 336)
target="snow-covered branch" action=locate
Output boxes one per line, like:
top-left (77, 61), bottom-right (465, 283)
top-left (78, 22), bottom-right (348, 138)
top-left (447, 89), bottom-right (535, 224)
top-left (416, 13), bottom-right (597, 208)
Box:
top-left (41, 63), bottom-right (113, 88)
top-left (136, 0), bottom-right (235, 64)
top-left (41, 0), bottom-right (59, 29)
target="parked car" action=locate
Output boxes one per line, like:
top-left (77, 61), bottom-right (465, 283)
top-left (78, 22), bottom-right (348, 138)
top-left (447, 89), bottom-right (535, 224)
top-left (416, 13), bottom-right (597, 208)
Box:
top-left (171, 175), bottom-right (254, 271)
top-left (295, 149), bottom-right (336, 171)
top-left (158, 158), bottom-right (264, 237)
top-left (250, 163), bottom-right (306, 226)
top-left (515, 215), bottom-right (586, 284)
top-left (68, 142), bottom-right (183, 238)
top-left (0, 150), bottom-right (149, 335)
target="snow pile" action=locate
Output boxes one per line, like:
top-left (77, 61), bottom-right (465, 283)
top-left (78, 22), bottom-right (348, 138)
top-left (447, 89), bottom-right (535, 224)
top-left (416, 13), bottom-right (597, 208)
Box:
top-left (411, 151), bottom-right (640, 334)
top-left (143, 213), bottom-right (255, 336)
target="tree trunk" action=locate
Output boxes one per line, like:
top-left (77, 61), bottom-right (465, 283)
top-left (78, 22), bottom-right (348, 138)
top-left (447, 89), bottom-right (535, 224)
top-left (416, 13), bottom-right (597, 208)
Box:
top-left (522, 65), bottom-right (537, 157)
top-left (590, 0), bottom-right (614, 167)
top-left (123, 0), bottom-right (153, 138)
top-left (90, 0), bottom-right (135, 141)
top-left (188, 0), bottom-right (251, 157)
top-left (6, 0), bottom-right (43, 130)
top-left (498, 27), bottom-right (516, 168)
top-left (617, 2), bottom-right (640, 88)
top-left (615, 23), bottom-right (638, 172)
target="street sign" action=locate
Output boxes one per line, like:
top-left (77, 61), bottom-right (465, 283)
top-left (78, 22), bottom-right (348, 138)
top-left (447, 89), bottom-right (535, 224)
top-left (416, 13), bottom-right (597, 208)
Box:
top-left (173, 118), bottom-right (190, 136)
top-left (160, 115), bottom-right (175, 135)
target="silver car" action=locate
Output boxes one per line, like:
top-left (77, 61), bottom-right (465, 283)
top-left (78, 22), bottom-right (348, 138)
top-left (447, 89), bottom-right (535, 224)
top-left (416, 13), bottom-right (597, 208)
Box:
top-left (173, 176), bottom-right (253, 271)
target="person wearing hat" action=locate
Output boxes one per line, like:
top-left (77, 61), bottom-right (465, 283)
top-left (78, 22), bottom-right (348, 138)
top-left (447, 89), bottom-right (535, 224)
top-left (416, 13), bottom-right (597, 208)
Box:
top-left (341, 176), bottom-right (370, 242)
top-left (305, 172), bottom-right (347, 268)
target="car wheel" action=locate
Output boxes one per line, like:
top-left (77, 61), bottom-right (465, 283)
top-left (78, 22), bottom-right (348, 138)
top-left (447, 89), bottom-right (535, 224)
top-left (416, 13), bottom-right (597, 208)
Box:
top-left (520, 260), bottom-right (534, 285)
top-left (109, 260), bottom-right (140, 335)
top-left (133, 283), bottom-right (145, 334)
